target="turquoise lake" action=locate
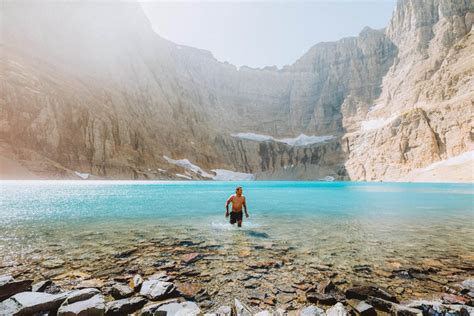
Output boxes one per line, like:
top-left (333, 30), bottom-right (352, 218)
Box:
top-left (1, 180), bottom-right (473, 282)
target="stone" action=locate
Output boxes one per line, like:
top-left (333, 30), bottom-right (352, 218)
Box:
top-left (326, 303), bottom-right (348, 316)
top-left (41, 259), bottom-right (66, 269)
top-left (142, 300), bottom-right (201, 316)
top-left (0, 291), bottom-right (69, 315)
top-left (105, 296), bottom-right (147, 315)
top-left (58, 294), bottom-right (105, 316)
top-left (345, 285), bottom-right (398, 302)
top-left (130, 274), bottom-right (143, 291)
top-left (318, 280), bottom-right (336, 294)
top-left (0, 275), bottom-right (33, 301)
top-left (139, 279), bottom-right (176, 300)
top-left (300, 305), bottom-right (327, 316)
top-left (461, 279), bottom-right (474, 292)
top-left (111, 283), bottom-right (133, 299)
top-left (234, 298), bottom-right (253, 316)
top-left (307, 292), bottom-right (337, 305)
top-left (441, 294), bottom-right (468, 305)
top-left (255, 311), bottom-right (272, 316)
top-left (277, 284), bottom-right (296, 294)
top-left (181, 252), bottom-right (202, 264)
top-left (66, 288), bottom-right (101, 304)
top-left (76, 279), bottom-right (104, 289)
top-left (355, 301), bottom-right (376, 316)
top-left (32, 280), bottom-right (53, 292)
top-left (114, 247), bottom-right (137, 258)
top-left (214, 305), bottom-right (232, 316)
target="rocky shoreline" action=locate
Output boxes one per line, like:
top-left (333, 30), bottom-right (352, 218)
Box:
top-left (1, 234), bottom-right (473, 315)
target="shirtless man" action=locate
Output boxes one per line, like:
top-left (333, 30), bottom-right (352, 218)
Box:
top-left (225, 186), bottom-right (249, 227)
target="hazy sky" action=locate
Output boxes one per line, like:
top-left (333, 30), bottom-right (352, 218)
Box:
top-left (142, 1), bottom-right (397, 68)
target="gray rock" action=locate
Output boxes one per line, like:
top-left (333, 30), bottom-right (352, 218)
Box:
top-left (0, 291), bottom-right (69, 315)
top-left (301, 305), bottom-right (327, 316)
top-left (461, 279), bottom-right (474, 291)
top-left (368, 297), bottom-right (421, 315)
top-left (66, 288), bottom-right (101, 304)
top-left (214, 305), bottom-right (232, 316)
top-left (32, 280), bottom-right (53, 292)
top-left (131, 274), bottom-right (144, 291)
top-left (355, 301), bottom-right (376, 316)
top-left (105, 296), bottom-right (147, 315)
top-left (234, 298), bottom-right (252, 316)
top-left (41, 258), bottom-right (65, 269)
top-left (111, 283), bottom-right (133, 299)
top-left (139, 280), bottom-right (175, 300)
top-left (0, 275), bottom-right (33, 301)
top-left (58, 294), bottom-right (105, 316)
top-left (141, 300), bottom-right (200, 316)
top-left (307, 292), bottom-right (337, 305)
top-left (254, 311), bottom-right (272, 316)
top-left (326, 303), bottom-right (348, 316)
top-left (139, 298), bottom-right (180, 316)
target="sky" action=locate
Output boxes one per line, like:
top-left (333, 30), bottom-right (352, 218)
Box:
top-left (141, 1), bottom-right (397, 68)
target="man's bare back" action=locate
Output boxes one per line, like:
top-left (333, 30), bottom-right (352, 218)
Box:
top-left (225, 186), bottom-right (249, 227)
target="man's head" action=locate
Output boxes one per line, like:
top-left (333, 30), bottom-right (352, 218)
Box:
top-left (236, 186), bottom-right (243, 196)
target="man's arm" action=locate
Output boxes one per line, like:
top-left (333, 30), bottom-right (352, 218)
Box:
top-left (225, 195), bottom-right (233, 217)
top-left (243, 197), bottom-right (249, 218)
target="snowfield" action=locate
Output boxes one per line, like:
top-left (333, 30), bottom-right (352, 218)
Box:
top-left (231, 132), bottom-right (335, 146)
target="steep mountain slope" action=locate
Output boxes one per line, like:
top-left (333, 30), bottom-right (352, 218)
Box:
top-left (0, 0), bottom-right (472, 181)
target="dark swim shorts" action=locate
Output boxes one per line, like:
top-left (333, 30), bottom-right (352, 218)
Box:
top-left (230, 211), bottom-right (243, 224)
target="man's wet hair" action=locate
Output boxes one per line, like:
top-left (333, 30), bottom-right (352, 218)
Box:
top-left (236, 186), bottom-right (242, 192)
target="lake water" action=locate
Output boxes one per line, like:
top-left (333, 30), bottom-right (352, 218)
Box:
top-left (1, 180), bottom-right (473, 302)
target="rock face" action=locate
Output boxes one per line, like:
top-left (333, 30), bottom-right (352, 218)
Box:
top-left (0, 0), bottom-right (472, 181)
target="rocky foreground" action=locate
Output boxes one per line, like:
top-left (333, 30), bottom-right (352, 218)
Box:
top-left (0, 235), bottom-right (473, 315)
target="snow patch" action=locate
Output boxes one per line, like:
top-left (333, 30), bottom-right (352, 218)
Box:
top-left (418, 151), bottom-right (474, 173)
top-left (164, 156), bottom-right (213, 178)
top-left (361, 115), bottom-right (397, 131)
top-left (74, 171), bottom-right (89, 180)
top-left (211, 169), bottom-right (255, 181)
top-left (231, 133), bottom-right (335, 146)
top-left (318, 176), bottom-right (335, 182)
top-left (176, 173), bottom-right (192, 180)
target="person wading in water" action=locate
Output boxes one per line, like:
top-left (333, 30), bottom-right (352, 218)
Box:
top-left (225, 186), bottom-right (249, 227)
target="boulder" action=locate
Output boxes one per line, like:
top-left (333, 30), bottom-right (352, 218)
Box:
top-left (111, 283), bottom-right (133, 299)
top-left (65, 288), bottom-right (101, 304)
top-left (326, 303), bottom-right (348, 316)
top-left (105, 296), bottom-right (147, 315)
top-left (141, 300), bottom-right (200, 316)
top-left (355, 301), bottom-right (376, 316)
top-left (139, 280), bottom-right (176, 300)
top-left (58, 294), bottom-right (105, 316)
top-left (0, 291), bottom-right (69, 315)
top-left (0, 275), bottom-right (33, 301)
top-left (300, 305), bottom-right (327, 316)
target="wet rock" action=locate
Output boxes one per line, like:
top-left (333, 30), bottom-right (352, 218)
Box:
top-left (114, 247), bottom-right (137, 258)
top-left (355, 301), bottom-right (376, 316)
top-left (307, 292), bottom-right (338, 305)
top-left (32, 280), bottom-right (53, 292)
top-left (300, 305), bottom-right (327, 316)
top-left (65, 288), bottom-right (100, 304)
top-left (139, 279), bottom-right (176, 300)
top-left (345, 285), bottom-right (398, 303)
top-left (105, 296), bottom-right (147, 315)
top-left (181, 252), bottom-right (202, 264)
top-left (130, 274), bottom-right (143, 291)
top-left (326, 302), bottom-right (348, 316)
top-left (0, 275), bottom-right (33, 301)
top-left (234, 298), bottom-right (253, 316)
top-left (111, 283), bottom-right (133, 299)
top-left (0, 291), bottom-right (69, 315)
top-left (58, 294), bottom-right (105, 316)
top-left (41, 259), bottom-right (65, 269)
